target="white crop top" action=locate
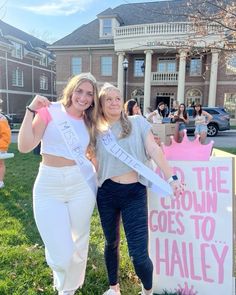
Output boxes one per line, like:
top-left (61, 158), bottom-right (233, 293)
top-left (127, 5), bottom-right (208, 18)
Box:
top-left (37, 104), bottom-right (90, 160)
top-left (194, 114), bottom-right (206, 125)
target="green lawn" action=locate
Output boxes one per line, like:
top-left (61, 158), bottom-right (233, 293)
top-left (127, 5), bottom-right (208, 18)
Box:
top-left (1, 144), bottom-right (235, 295)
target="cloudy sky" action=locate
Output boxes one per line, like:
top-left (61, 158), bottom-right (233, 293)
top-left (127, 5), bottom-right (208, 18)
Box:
top-left (1, 0), bottom-right (162, 44)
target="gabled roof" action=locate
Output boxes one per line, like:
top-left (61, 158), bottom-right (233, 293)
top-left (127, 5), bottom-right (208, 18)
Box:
top-left (0, 20), bottom-right (52, 56)
top-left (52, 19), bottom-right (114, 47)
top-left (51, 0), bottom-right (191, 47)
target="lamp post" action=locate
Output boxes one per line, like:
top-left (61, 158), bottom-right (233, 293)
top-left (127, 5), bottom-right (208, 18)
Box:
top-left (122, 57), bottom-right (128, 102)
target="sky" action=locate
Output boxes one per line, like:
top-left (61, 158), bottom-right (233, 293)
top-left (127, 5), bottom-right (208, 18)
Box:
top-left (1, 0), bottom-right (163, 44)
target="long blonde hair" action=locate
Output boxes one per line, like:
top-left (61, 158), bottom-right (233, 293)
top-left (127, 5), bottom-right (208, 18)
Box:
top-left (95, 83), bottom-right (132, 138)
top-left (59, 73), bottom-right (98, 153)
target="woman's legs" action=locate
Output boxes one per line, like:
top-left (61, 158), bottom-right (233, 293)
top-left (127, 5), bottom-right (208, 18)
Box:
top-left (121, 183), bottom-right (153, 292)
top-left (33, 164), bottom-right (95, 292)
top-left (178, 130), bottom-right (185, 142)
top-left (97, 182), bottom-right (121, 291)
top-left (0, 159), bottom-right (5, 187)
top-left (97, 180), bottom-right (153, 293)
top-left (199, 131), bottom-right (207, 144)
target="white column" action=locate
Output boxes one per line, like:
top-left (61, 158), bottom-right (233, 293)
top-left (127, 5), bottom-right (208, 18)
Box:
top-left (177, 50), bottom-right (187, 104)
top-left (117, 52), bottom-right (125, 94)
top-left (143, 50), bottom-right (153, 113)
top-left (208, 49), bottom-right (219, 107)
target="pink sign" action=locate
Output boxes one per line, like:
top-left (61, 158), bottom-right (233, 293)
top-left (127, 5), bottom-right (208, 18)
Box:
top-left (148, 158), bottom-right (235, 295)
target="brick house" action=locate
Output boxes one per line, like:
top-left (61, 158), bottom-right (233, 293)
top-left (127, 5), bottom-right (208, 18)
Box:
top-left (50, 0), bottom-right (236, 119)
top-left (0, 20), bottom-right (56, 120)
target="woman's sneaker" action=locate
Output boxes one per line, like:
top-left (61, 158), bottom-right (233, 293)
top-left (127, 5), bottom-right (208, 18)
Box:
top-left (58, 291), bottom-right (75, 295)
top-left (103, 289), bottom-right (121, 295)
top-left (140, 285), bottom-right (153, 295)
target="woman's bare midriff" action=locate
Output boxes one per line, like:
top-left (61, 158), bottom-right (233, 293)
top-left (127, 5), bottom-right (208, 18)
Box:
top-left (42, 154), bottom-right (76, 167)
top-left (111, 170), bottom-right (138, 184)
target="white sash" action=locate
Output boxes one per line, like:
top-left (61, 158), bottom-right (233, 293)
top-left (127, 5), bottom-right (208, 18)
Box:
top-left (101, 130), bottom-right (172, 197)
top-left (47, 103), bottom-right (97, 195)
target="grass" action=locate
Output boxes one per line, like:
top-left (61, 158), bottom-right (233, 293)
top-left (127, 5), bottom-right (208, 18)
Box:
top-left (1, 144), bottom-right (235, 295)
top-left (217, 147), bottom-right (236, 155)
top-left (0, 144), bottom-right (143, 295)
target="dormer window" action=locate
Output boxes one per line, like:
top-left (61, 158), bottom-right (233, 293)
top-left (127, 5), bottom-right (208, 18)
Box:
top-left (11, 41), bottom-right (23, 59)
top-left (103, 19), bottom-right (112, 36)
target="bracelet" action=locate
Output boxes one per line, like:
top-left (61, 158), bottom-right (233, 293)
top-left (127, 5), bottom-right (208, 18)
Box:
top-left (167, 175), bottom-right (178, 184)
top-left (26, 106), bottom-right (36, 115)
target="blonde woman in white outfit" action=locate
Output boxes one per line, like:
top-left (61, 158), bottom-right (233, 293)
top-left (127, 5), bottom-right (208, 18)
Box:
top-left (18, 73), bottom-right (98, 295)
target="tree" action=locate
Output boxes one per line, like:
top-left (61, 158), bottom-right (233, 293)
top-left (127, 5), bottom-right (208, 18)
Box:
top-left (186, 0), bottom-right (236, 51)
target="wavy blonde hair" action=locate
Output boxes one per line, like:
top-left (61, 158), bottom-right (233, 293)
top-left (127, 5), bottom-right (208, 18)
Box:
top-left (94, 83), bottom-right (132, 138)
top-left (59, 73), bottom-right (98, 154)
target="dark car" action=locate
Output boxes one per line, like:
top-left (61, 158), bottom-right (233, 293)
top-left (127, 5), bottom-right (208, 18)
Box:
top-left (186, 107), bottom-right (230, 137)
top-left (0, 112), bottom-right (14, 129)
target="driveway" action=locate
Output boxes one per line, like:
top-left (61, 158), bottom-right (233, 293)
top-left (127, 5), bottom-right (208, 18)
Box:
top-left (11, 130), bottom-right (236, 148)
top-left (188, 130), bottom-right (236, 148)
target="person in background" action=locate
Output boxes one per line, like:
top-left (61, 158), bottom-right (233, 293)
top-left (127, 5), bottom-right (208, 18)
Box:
top-left (164, 103), bottom-right (169, 117)
top-left (144, 107), bottom-right (152, 119)
top-left (170, 103), bottom-right (189, 142)
top-left (18, 73), bottom-right (98, 295)
top-left (193, 103), bottom-right (213, 144)
top-left (94, 83), bottom-right (183, 295)
top-left (124, 99), bottom-right (142, 116)
top-left (169, 100), bottom-right (179, 114)
top-left (147, 101), bottom-right (167, 123)
top-left (0, 113), bottom-right (11, 188)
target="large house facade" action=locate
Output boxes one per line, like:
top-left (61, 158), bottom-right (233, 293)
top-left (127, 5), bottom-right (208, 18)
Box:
top-left (50, 0), bottom-right (236, 119)
top-left (0, 20), bottom-right (56, 120)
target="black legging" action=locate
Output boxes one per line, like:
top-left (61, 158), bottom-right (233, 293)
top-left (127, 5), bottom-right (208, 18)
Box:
top-left (97, 179), bottom-right (153, 290)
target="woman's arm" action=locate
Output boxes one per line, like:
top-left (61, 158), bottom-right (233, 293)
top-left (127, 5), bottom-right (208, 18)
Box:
top-left (145, 130), bottom-right (184, 195)
top-left (202, 110), bottom-right (213, 124)
top-left (18, 95), bottom-right (50, 153)
top-left (182, 113), bottom-right (189, 124)
top-left (147, 110), bottom-right (157, 120)
top-left (145, 131), bottom-right (172, 179)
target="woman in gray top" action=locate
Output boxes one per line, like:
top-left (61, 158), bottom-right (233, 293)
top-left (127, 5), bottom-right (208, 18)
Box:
top-left (93, 83), bottom-right (182, 295)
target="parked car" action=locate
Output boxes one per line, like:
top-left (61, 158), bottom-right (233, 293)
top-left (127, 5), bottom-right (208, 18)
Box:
top-left (6, 113), bottom-right (24, 124)
top-left (0, 112), bottom-right (14, 129)
top-left (186, 107), bottom-right (230, 137)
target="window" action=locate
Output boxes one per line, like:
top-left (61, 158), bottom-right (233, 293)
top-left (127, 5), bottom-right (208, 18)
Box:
top-left (11, 41), bottom-right (23, 59)
top-left (40, 75), bottom-right (48, 90)
top-left (134, 59), bottom-right (144, 77)
top-left (71, 57), bottom-right (82, 75)
top-left (189, 58), bottom-right (202, 76)
top-left (40, 53), bottom-right (48, 67)
top-left (157, 58), bottom-right (176, 72)
top-left (12, 68), bottom-right (24, 87)
top-left (224, 93), bottom-right (236, 118)
top-left (186, 89), bottom-right (202, 106)
top-left (103, 19), bottom-right (112, 36)
top-left (101, 56), bottom-right (112, 76)
top-left (226, 56), bottom-right (236, 74)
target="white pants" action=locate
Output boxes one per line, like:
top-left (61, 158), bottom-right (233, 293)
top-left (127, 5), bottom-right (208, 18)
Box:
top-left (33, 163), bottom-right (96, 292)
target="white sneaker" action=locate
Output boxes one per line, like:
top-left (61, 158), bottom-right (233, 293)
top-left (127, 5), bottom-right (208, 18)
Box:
top-left (103, 289), bottom-right (121, 295)
top-left (0, 181), bottom-right (4, 188)
top-left (141, 285), bottom-right (153, 295)
top-left (0, 152), bottom-right (14, 159)
top-left (58, 291), bottom-right (75, 295)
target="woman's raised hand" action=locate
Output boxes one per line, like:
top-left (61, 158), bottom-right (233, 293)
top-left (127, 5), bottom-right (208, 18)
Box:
top-left (171, 180), bottom-right (185, 196)
top-left (29, 95), bottom-right (51, 111)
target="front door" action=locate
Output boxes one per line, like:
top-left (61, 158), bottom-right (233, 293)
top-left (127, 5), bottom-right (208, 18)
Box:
top-left (156, 96), bottom-right (170, 109)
